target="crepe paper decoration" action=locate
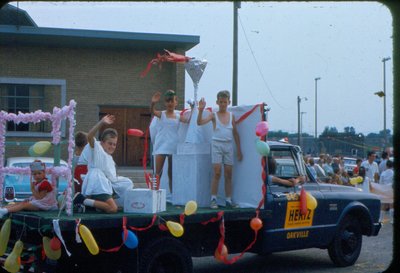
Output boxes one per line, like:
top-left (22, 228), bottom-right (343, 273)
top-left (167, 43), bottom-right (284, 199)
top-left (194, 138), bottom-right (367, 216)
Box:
top-left (127, 128), bottom-right (144, 137)
top-left (300, 187), bottom-right (308, 216)
top-left (140, 49), bottom-right (192, 78)
top-left (53, 219), bottom-right (72, 256)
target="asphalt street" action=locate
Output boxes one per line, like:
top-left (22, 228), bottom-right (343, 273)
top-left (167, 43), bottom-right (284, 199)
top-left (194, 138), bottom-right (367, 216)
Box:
top-left (193, 220), bottom-right (393, 273)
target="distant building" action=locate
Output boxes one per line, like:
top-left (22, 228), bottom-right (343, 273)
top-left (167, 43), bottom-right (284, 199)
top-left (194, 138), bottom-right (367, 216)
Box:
top-left (0, 4), bottom-right (199, 166)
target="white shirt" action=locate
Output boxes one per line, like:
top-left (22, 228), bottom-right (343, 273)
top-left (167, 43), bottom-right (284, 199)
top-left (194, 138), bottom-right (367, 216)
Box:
top-left (212, 112), bottom-right (233, 142)
top-left (361, 160), bottom-right (379, 182)
top-left (152, 111), bottom-right (180, 155)
top-left (379, 168), bottom-right (393, 186)
top-left (378, 159), bottom-right (387, 174)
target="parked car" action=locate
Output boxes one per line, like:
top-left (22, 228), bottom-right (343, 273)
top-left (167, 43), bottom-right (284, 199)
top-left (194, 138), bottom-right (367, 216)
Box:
top-left (3, 157), bottom-right (68, 202)
top-left (343, 157), bottom-right (357, 176)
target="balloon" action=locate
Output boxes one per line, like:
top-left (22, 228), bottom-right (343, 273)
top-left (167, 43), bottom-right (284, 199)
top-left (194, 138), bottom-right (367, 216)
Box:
top-left (166, 221), bottom-right (184, 237)
top-left (127, 129), bottom-right (144, 137)
top-left (43, 236), bottom-right (61, 260)
top-left (184, 201), bottom-right (198, 216)
top-left (300, 187), bottom-right (307, 216)
top-left (122, 230), bottom-right (138, 249)
top-left (250, 217), bottom-right (263, 231)
top-left (350, 176), bottom-right (363, 185)
top-left (214, 244), bottom-right (228, 262)
top-left (0, 219), bottom-right (11, 256)
top-left (255, 139), bottom-right (270, 156)
top-left (28, 146), bottom-right (39, 157)
top-left (32, 141), bottom-right (51, 156)
top-left (4, 240), bottom-right (23, 273)
top-left (255, 121), bottom-right (269, 137)
top-left (305, 192), bottom-right (318, 210)
top-left (79, 224), bottom-right (99, 255)
top-left (50, 236), bottom-right (61, 251)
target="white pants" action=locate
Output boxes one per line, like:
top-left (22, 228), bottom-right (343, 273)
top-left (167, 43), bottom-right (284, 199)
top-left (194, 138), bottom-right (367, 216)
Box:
top-left (112, 176), bottom-right (134, 207)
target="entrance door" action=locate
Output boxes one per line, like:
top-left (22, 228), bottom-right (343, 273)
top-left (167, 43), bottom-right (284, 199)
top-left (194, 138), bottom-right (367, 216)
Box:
top-left (99, 107), bottom-right (151, 166)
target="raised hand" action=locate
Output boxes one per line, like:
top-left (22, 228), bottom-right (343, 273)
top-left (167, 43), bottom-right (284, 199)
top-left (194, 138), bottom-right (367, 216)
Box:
top-left (198, 98), bottom-right (206, 110)
top-left (152, 91), bottom-right (162, 104)
top-left (102, 114), bottom-right (115, 125)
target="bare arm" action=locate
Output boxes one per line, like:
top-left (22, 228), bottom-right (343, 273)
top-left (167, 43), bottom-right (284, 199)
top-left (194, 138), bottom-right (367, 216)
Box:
top-left (197, 98), bottom-right (214, 125)
top-left (232, 114), bottom-right (242, 161)
top-left (87, 114), bottom-right (115, 148)
top-left (150, 91), bottom-right (162, 118)
top-left (272, 176), bottom-right (301, 187)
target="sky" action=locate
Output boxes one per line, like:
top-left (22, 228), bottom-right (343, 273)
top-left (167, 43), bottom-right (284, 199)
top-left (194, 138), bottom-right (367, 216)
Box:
top-left (8, 1), bottom-right (394, 136)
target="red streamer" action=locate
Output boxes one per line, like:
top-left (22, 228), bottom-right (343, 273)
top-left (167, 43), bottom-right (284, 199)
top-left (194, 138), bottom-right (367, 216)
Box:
top-left (129, 214), bottom-right (158, 232)
top-left (100, 217), bottom-right (128, 252)
top-left (201, 211), bottom-right (224, 225)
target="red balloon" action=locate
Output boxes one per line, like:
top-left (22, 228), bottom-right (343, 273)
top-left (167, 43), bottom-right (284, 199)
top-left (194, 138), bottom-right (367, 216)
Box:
top-left (300, 187), bottom-right (308, 216)
top-left (50, 236), bottom-right (61, 251)
top-left (250, 217), bottom-right (263, 231)
top-left (214, 244), bottom-right (228, 262)
top-left (127, 129), bottom-right (144, 137)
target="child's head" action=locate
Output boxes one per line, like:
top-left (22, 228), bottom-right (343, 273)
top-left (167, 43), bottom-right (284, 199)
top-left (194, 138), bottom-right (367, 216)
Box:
top-left (30, 160), bottom-right (46, 181)
top-left (75, 131), bottom-right (88, 149)
top-left (216, 90), bottom-right (231, 111)
top-left (100, 128), bottom-right (118, 155)
top-left (164, 89), bottom-right (178, 110)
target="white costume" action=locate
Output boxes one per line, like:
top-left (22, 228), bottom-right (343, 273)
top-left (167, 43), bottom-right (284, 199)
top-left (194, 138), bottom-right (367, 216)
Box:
top-left (152, 111), bottom-right (180, 155)
top-left (379, 168), bottom-right (393, 186)
top-left (355, 177), bottom-right (370, 193)
top-left (81, 141), bottom-right (133, 207)
top-left (361, 160), bottom-right (379, 182)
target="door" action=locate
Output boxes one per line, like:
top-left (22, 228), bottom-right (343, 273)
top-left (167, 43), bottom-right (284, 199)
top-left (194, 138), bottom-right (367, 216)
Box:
top-left (99, 107), bottom-right (151, 166)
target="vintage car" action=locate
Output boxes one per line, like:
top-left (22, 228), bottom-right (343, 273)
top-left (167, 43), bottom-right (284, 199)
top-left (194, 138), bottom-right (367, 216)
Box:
top-left (3, 157), bottom-right (68, 202)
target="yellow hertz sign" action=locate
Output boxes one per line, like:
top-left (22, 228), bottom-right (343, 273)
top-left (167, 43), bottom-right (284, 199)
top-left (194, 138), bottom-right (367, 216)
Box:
top-left (284, 201), bottom-right (314, 229)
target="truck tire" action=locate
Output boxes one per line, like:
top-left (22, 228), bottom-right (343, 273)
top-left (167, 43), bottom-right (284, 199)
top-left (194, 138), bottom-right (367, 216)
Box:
top-left (328, 215), bottom-right (362, 267)
top-left (139, 237), bottom-right (193, 273)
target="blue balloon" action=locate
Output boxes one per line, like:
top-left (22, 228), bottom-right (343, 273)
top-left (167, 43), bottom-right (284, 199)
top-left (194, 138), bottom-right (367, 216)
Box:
top-left (122, 230), bottom-right (138, 249)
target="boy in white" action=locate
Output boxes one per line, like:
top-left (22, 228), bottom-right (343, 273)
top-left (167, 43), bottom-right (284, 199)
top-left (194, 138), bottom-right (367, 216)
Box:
top-left (197, 90), bottom-right (242, 209)
top-left (361, 151), bottom-right (379, 183)
top-left (378, 160), bottom-right (394, 223)
top-left (74, 115), bottom-right (133, 213)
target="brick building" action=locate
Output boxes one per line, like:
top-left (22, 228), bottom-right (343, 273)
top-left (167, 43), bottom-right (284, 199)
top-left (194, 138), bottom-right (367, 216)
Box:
top-left (0, 4), bottom-right (199, 166)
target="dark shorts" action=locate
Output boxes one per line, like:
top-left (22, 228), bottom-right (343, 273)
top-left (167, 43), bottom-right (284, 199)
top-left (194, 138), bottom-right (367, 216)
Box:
top-left (89, 193), bottom-right (112, 202)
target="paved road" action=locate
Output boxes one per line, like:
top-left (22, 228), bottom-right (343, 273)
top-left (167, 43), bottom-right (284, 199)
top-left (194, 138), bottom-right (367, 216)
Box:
top-left (193, 220), bottom-right (393, 273)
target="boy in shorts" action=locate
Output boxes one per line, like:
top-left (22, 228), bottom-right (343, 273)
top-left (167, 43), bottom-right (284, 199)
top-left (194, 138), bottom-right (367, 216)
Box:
top-left (197, 90), bottom-right (242, 209)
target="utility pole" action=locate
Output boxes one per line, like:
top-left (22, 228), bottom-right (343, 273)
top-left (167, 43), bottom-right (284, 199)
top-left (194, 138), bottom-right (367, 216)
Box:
top-left (232, 1), bottom-right (240, 106)
top-left (314, 77), bottom-right (321, 153)
top-left (297, 96), bottom-right (301, 146)
top-left (382, 57), bottom-right (390, 149)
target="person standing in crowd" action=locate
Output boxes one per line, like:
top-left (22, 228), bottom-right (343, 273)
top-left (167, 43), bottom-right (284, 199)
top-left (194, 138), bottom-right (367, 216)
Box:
top-left (352, 158), bottom-right (362, 176)
top-left (378, 160), bottom-right (394, 223)
top-left (361, 151), bottom-right (379, 183)
top-left (379, 151), bottom-right (388, 174)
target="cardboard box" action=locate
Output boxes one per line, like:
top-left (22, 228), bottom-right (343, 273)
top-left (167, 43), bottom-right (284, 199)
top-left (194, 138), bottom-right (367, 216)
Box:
top-left (124, 188), bottom-right (166, 214)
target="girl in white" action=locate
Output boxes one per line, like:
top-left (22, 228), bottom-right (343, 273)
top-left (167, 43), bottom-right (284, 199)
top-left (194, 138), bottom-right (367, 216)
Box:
top-left (75, 114), bottom-right (132, 213)
top-left (150, 90), bottom-right (189, 193)
top-left (0, 160), bottom-right (58, 218)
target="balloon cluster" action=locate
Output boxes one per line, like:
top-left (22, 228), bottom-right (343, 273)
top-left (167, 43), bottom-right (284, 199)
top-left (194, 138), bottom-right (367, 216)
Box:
top-left (349, 176), bottom-right (363, 185)
top-left (165, 201), bottom-right (198, 238)
top-left (255, 121), bottom-right (270, 156)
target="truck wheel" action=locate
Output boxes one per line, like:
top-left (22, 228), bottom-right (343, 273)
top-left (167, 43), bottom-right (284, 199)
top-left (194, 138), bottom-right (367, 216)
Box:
top-left (328, 215), bottom-right (362, 267)
top-left (139, 237), bottom-right (193, 273)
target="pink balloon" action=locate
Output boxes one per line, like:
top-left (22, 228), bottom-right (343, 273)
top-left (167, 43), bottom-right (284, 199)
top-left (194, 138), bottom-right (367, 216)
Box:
top-left (127, 129), bottom-right (144, 137)
top-left (255, 121), bottom-right (269, 137)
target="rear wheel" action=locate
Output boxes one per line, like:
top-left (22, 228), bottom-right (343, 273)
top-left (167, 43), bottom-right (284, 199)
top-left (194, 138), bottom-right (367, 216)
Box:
top-left (139, 237), bottom-right (193, 273)
top-left (328, 215), bottom-right (362, 267)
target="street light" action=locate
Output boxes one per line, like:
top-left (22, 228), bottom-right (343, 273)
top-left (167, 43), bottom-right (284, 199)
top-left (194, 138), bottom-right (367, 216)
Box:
top-left (297, 96), bottom-right (307, 146)
top-left (301, 111), bottom-right (306, 147)
top-left (382, 57), bottom-right (390, 148)
top-left (314, 77), bottom-right (321, 153)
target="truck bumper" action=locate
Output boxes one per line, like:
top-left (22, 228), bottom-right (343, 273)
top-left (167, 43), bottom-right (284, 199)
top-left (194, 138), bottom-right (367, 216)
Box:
top-left (371, 222), bottom-right (382, 236)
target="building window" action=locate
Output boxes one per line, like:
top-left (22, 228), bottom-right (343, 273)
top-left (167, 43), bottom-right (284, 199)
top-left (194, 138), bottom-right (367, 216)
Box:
top-left (0, 77), bottom-right (66, 138)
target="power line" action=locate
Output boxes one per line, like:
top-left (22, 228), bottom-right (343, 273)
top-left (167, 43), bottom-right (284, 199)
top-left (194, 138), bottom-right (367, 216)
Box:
top-left (238, 14), bottom-right (287, 109)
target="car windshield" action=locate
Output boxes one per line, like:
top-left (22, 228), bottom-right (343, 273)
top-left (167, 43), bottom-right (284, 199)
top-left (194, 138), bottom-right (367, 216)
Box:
top-left (343, 158), bottom-right (356, 165)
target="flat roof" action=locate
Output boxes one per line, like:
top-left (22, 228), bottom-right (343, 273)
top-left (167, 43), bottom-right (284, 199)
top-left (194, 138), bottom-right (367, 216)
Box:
top-left (0, 25), bottom-right (199, 51)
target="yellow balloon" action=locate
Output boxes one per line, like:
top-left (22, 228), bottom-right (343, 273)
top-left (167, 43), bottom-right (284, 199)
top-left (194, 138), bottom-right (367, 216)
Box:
top-left (42, 236), bottom-right (62, 260)
top-left (166, 221), bottom-right (184, 237)
top-left (0, 219), bottom-right (11, 256)
top-left (4, 240), bottom-right (23, 273)
top-left (184, 201), bottom-right (198, 216)
top-left (305, 192), bottom-right (317, 210)
top-left (350, 176), bottom-right (363, 185)
top-left (79, 224), bottom-right (99, 255)
top-left (32, 141), bottom-right (51, 155)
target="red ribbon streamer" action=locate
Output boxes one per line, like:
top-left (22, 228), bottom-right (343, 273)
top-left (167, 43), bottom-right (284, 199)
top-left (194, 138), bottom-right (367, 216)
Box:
top-left (129, 214), bottom-right (158, 232)
top-left (201, 211), bottom-right (224, 225)
top-left (100, 217), bottom-right (128, 252)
